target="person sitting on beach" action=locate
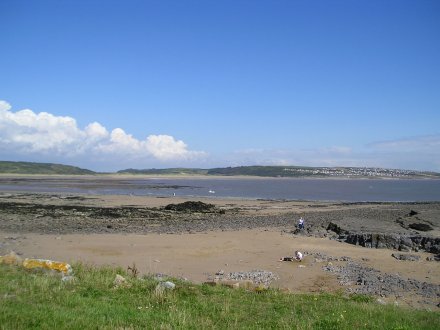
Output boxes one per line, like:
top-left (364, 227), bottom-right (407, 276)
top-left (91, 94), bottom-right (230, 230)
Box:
top-left (279, 250), bottom-right (303, 262)
top-left (298, 217), bottom-right (305, 230)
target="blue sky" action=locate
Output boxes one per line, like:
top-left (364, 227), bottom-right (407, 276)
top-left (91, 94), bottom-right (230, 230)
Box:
top-left (1, 0), bottom-right (439, 172)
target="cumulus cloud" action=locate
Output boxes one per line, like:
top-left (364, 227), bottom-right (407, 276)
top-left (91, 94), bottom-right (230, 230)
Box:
top-left (0, 100), bottom-right (206, 167)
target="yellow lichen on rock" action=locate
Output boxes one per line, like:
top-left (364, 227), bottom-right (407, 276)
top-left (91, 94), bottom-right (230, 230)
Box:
top-left (22, 258), bottom-right (73, 275)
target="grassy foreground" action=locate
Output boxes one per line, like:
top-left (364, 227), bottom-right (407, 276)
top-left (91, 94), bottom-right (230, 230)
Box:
top-left (0, 263), bottom-right (438, 329)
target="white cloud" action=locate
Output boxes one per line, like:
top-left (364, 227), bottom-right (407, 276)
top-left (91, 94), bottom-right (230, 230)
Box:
top-left (368, 135), bottom-right (440, 153)
top-left (225, 140), bottom-right (440, 172)
top-left (85, 122), bottom-right (109, 140)
top-left (0, 101), bottom-right (206, 167)
top-left (146, 135), bottom-right (198, 160)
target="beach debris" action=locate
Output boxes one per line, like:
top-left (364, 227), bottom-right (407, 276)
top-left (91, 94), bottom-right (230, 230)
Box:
top-left (0, 251), bottom-right (22, 265)
top-left (22, 258), bottom-right (73, 275)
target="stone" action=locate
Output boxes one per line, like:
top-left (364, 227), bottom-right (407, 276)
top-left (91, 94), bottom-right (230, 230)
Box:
top-left (391, 254), bottom-right (420, 261)
top-left (160, 281), bottom-right (176, 290)
top-left (22, 258), bottom-right (73, 275)
top-left (430, 244), bottom-right (440, 254)
top-left (113, 274), bottom-right (127, 287)
top-left (61, 275), bottom-right (75, 283)
top-left (0, 251), bottom-right (22, 265)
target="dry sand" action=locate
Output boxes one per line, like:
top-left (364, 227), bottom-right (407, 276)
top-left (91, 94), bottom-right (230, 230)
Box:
top-left (1, 189), bottom-right (439, 309)
top-left (2, 228), bottom-right (439, 308)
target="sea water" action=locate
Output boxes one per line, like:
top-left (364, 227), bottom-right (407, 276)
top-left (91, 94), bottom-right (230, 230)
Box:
top-left (0, 177), bottom-right (439, 202)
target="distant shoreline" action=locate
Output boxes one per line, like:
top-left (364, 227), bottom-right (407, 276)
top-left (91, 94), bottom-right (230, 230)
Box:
top-left (0, 172), bottom-right (439, 180)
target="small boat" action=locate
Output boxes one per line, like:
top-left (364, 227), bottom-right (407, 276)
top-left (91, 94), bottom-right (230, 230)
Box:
top-left (208, 190), bottom-right (215, 194)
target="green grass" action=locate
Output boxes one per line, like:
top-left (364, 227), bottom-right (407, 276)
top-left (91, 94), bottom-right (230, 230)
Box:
top-left (0, 161), bottom-right (95, 175)
top-left (0, 263), bottom-right (439, 329)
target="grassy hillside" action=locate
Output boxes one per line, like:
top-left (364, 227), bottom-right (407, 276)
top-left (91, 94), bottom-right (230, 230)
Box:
top-left (0, 161), bottom-right (95, 175)
top-left (1, 263), bottom-right (438, 329)
top-left (207, 165), bottom-right (307, 177)
top-left (121, 165), bottom-right (440, 178)
top-left (118, 168), bottom-right (209, 175)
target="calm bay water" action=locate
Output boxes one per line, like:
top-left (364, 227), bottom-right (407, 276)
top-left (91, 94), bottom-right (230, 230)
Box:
top-left (0, 177), bottom-right (439, 202)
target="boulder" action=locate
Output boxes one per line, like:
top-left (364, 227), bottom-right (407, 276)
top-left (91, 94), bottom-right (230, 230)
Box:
top-left (160, 281), bottom-right (176, 290)
top-left (22, 258), bottom-right (73, 275)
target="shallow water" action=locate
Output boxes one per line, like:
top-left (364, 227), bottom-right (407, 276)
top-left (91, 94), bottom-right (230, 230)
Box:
top-left (1, 177), bottom-right (439, 202)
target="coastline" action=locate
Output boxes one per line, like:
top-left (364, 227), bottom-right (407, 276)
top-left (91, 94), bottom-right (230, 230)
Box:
top-left (1, 172), bottom-right (439, 180)
top-left (1, 189), bottom-right (439, 309)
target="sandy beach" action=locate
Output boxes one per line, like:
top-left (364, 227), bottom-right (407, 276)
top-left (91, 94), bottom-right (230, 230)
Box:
top-left (1, 187), bottom-right (439, 309)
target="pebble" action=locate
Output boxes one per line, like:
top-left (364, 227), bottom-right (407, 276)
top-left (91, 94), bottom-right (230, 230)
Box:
top-left (322, 261), bottom-right (440, 299)
top-left (226, 270), bottom-right (279, 286)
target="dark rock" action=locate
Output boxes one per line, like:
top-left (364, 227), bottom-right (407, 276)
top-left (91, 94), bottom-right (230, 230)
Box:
top-left (430, 244), bottom-right (440, 254)
top-left (399, 237), bottom-right (414, 251)
top-left (164, 201), bottom-right (217, 213)
top-left (327, 222), bottom-right (347, 235)
top-left (408, 210), bottom-right (418, 217)
top-left (408, 223), bottom-right (434, 231)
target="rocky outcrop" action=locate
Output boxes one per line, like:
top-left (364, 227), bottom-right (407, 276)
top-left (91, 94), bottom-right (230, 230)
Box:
top-left (408, 223), bottom-right (434, 231)
top-left (164, 201), bottom-right (221, 213)
top-left (391, 253), bottom-right (420, 261)
top-left (326, 221), bottom-right (440, 253)
top-left (336, 232), bottom-right (440, 253)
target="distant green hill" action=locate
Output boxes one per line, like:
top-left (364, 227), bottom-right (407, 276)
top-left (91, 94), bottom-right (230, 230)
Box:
top-left (120, 165), bottom-right (440, 179)
top-left (0, 161), bottom-right (95, 175)
top-left (207, 166), bottom-right (307, 177)
top-left (117, 168), bottom-right (208, 175)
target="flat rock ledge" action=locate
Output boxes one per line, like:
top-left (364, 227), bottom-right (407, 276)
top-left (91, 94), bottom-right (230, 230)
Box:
top-left (327, 222), bottom-right (440, 254)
